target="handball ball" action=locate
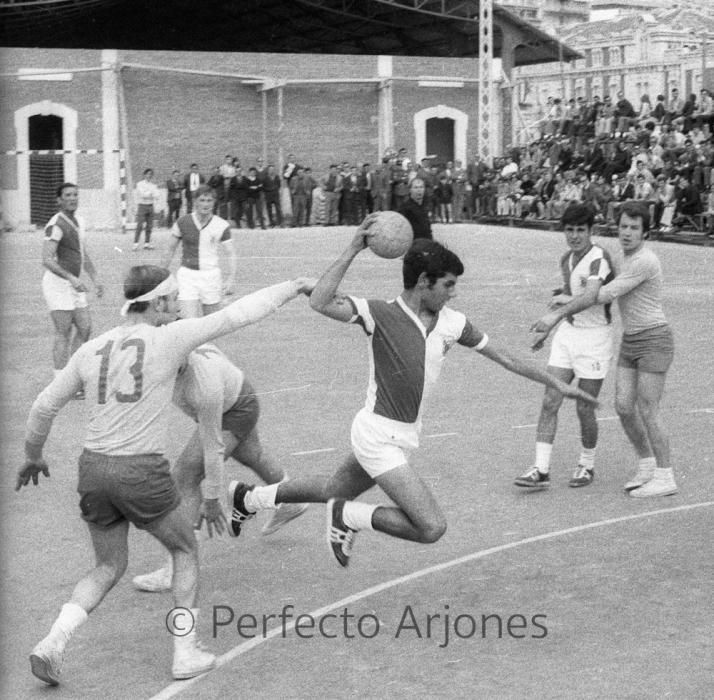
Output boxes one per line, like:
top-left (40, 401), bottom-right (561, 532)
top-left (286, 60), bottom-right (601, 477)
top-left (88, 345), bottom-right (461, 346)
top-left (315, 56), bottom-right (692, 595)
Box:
top-left (367, 211), bottom-right (414, 259)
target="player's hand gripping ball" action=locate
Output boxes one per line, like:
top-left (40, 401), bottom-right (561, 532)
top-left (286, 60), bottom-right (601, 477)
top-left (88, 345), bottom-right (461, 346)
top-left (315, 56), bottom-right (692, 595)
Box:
top-left (367, 211), bottom-right (414, 259)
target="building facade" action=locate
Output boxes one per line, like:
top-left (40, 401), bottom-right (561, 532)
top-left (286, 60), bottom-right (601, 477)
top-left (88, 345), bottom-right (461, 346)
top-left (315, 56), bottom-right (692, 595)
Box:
top-left (514, 7), bottom-right (714, 130)
top-left (1, 48), bottom-right (514, 230)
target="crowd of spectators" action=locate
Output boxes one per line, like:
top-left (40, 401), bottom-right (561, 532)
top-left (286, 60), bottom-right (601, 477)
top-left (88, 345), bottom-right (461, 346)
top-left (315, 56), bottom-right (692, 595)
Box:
top-left (143, 86), bottom-right (714, 237)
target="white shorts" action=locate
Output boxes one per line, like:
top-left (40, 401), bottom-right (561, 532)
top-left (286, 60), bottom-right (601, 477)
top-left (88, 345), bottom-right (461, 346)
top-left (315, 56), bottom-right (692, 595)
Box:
top-left (350, 408), bottom-right (420, 478)
top-left (549, 322), bottom-right (613, 380)
top-left (176, 266), bottom-right (223, 305)
top-left (42, 270), bottom-right (88, 311)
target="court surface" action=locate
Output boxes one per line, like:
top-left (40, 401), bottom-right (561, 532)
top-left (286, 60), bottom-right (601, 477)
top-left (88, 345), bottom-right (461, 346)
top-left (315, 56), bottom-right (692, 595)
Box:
top-left (1, 222), bottom-right (712, 699)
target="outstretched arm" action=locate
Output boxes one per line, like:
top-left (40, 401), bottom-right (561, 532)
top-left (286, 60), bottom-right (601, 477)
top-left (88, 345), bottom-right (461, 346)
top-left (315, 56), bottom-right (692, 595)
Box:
top-left (530, 278), bottom-right (603, 351)
top-left (309, 214), bottom-right (379, 321)
top-left (478, 340), bottom-right (599, 405)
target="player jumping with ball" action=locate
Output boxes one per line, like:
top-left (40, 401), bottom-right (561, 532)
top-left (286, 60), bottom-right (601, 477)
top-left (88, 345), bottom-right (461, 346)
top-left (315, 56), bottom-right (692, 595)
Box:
top-left (226, 221), bottom-right (598, 567)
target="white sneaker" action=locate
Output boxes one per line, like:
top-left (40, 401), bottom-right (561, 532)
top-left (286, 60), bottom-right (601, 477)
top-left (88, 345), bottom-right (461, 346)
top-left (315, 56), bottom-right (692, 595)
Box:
top-left (629, 471), bottom-right (678, 498)
top-left (30, 635), bottom-right (65, 686)
top-left (131, 242), bottom-right (140, 251)
top-left (132, 566), bottom-right (172, 593)
top-left (261, 503), bottom-right (309, 536)
top-left (624, 465), bottom-right (655, 492)
top-left (172, 642), bottom-right (216, 680)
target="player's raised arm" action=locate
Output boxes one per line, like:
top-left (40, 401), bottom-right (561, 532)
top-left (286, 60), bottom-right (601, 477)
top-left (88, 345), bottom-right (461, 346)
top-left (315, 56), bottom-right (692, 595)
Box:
top-left (310, 215), bottom-right (378, 322)
top-left (477, 339), bottom-right (599, 406)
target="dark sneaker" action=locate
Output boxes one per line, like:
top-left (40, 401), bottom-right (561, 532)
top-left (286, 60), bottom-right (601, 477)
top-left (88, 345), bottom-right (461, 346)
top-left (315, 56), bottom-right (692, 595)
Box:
top-left (228, 481), bottom-right (255, 538)
top-left (326, 498), bottom-right (357, 567)
top-left (514, 467), bottom-right (550, 488)
top-left (569, 465), bottom-right (594, 488)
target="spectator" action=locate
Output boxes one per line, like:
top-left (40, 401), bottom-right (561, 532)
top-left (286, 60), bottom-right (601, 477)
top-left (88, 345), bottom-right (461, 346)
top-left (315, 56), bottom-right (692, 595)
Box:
top-left (614, 91), bottom-right (637, 135)
top-left (323, 164), bottom-right (342, 226)
top-left (289, 167), bottom-right (310, 227)
top-left (166, 169), bottom-right (184, 227)
top-left (262, 165), bottom-right (282, 227)
top-left (244, 167), bottom-right (265, 229)
top-left (184, 163), bottom-right (205, 214)
top-left (133, 168), bottom-right (159, 251)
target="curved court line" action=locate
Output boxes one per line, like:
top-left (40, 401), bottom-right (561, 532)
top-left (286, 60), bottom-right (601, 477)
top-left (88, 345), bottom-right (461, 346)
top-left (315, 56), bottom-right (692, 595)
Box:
top-left (148, 500), bottom-right (713, 700)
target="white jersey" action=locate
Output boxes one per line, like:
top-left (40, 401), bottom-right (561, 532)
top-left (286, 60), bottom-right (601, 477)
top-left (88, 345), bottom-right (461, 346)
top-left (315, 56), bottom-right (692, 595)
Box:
top-left (25, 281), bottom-right (299, 456)
top-left (173, 345), bottom-right (245, 499)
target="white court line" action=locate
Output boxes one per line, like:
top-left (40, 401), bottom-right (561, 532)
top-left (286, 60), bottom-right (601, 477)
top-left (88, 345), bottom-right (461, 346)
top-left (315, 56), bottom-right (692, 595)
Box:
top-left (291, 447), bottom-right (337, 456)
top-left (687, 408), bottom-right (714, 414)
top-left (424, 432), bottom-right (460, 439)
top-left (512, 415), bottom-right (619, 430)
top-left (252, 384), bottom-right (312, 397)
top-left (148, 500), bottom-right (713, 700)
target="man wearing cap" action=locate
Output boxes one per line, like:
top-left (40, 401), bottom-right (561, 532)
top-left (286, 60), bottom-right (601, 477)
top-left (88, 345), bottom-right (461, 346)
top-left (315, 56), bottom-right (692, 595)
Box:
top-left (17, 264), bottom-right (315, 686)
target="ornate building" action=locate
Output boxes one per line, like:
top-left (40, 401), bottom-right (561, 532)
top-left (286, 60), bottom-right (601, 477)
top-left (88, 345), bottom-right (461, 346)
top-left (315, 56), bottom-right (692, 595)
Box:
top-left (514, 6), bottom-right (714, 133)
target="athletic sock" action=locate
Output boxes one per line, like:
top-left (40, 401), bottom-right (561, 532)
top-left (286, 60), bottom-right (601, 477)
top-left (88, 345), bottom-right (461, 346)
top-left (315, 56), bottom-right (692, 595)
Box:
top-left (652, 467), bottom-right (674, 481)
top-left (534, 442), bottom-right (553, 474)
top-left (243, 483), bottom-right (278, 512)
top-left (173, 609), bottom-right (200, 653)
top-left (638, 456), bottom-right (656, 470)
top-left (341, 501), bottom-right (376, 531)
top-left (50, 602), bottom-right (88, 643)
top-left (579, 447), bottom-right (596, 470)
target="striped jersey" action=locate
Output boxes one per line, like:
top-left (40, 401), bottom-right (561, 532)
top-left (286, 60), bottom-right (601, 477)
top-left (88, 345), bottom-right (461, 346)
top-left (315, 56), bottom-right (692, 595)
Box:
top-left (44, 211), bottom-right (85, 277)
top-left (348, 295), bottom-right (488, 426)
top-left (560, 244), bottom-right (614, 328)
top-left (171, 213), bottom-right (231, 271)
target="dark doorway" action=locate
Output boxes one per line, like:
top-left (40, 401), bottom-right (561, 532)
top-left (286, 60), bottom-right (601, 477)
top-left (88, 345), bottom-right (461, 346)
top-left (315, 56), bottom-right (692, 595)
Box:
top-left (425, 117), bottom-right (454, 168)
top-left (29, 114), bottom-right (64, 226)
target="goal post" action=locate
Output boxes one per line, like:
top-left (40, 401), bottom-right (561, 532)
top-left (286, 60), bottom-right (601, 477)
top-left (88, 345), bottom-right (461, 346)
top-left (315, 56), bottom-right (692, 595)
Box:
top-left (1, 148), bottom-right (128, 232)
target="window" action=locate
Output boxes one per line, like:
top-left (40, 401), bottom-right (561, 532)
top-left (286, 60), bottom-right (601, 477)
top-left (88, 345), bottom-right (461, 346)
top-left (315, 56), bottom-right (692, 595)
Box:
top-left (593, 49), bottom-right (602, 66)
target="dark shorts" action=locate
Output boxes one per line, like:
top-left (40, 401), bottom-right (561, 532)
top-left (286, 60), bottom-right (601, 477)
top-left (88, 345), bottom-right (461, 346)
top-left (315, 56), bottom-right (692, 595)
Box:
top-left (77, 449), bottom-right (180, 529)
top-left (617, 324), bottom-right (674, 374)
top-left (221, 378), bottom-right (260, 440)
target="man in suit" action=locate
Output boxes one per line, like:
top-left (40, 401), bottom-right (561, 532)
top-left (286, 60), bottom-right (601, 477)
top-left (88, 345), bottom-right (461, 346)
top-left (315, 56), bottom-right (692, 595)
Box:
top-left (166, 170), bottom-right (184, 226)
top-left (184, 164), bottom-right (205, 214)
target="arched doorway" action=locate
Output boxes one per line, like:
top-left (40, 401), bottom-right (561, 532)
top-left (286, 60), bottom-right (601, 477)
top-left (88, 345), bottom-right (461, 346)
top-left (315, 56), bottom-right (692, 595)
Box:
top-left (29, 115), bottom-right (64, 225)
top-left (14, 101), bottom-right (78, 227)
top-left (425, 117), bottom-right (455, 168)
top-left (413, 105), bottom-right (468, 167)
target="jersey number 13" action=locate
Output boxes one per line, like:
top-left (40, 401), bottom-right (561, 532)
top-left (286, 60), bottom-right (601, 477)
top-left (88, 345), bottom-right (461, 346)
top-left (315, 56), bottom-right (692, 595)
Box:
top-left (95, 339), bottom-right (146, 403)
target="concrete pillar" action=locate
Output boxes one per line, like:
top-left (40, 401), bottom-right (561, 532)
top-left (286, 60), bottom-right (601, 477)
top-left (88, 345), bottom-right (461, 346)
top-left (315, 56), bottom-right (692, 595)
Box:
top-left (377, 55), bottom-right (394, 160)
top-left (101, 49), bottom-right (120, 191)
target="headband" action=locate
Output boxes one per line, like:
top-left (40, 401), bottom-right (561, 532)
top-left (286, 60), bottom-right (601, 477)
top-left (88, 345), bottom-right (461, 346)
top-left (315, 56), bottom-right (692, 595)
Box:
top-left (120, 274), bottom-right (178, 316)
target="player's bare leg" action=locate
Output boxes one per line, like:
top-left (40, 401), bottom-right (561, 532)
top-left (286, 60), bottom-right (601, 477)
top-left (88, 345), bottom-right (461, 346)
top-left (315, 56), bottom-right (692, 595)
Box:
top-left (617, 368), bottom-right (676, 497)
top-left (516, 366), bottom-right (571, 488)
top-left (144, 506), bottom-right (215, 679)
top-left (371, 465), bottom-right (447, 543)
top-left (71, 306), bottom-right (92, 349)
top-left (570, 377), bottom-right (604, 486)
top-left (49, 310), bottom-right (74, 372)
top-left (201, 302), bottom-right (221, 316)
top-left (30, 521), bottom-right (129, 686)
top-left (231, 428), bottom-right (309, 535)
